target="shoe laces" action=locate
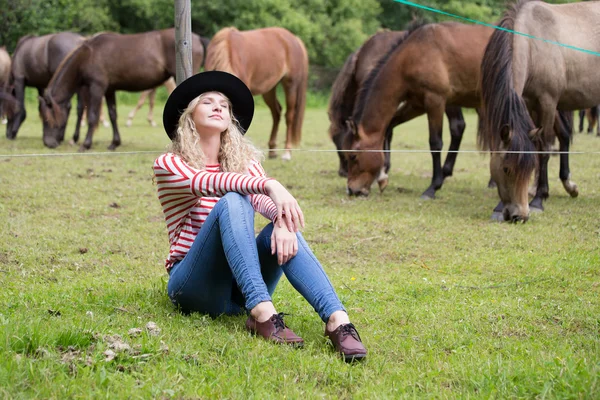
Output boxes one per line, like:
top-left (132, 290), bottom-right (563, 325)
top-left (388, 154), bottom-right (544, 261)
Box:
top-left (272, 312), bottom-right (289, 331)
top-left (339, 323), bottom-right (361, 342)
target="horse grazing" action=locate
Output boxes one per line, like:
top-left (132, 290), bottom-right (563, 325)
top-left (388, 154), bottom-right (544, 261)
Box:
top-left (5, 32), bottom-right (85, 147)
top-left (344, 22), bottom-right (492, 198)
top-left (329, 30), bottom-right (470, 192)
top-left (479, 0), bottom-right (599, 222)
top-left (41, 28), bottom-right (204, 150)
top-left (205, 27), bottom-right (308, 160)
top-left (125, 77), bottom-right (176, 127)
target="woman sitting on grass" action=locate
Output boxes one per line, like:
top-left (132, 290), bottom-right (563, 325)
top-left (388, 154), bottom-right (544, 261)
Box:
top-left (154, 71), bottom-right (367, 362)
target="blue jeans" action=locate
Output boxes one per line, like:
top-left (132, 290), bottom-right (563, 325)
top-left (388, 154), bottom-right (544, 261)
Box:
top-left (167, 192), bottom-right (345, 322)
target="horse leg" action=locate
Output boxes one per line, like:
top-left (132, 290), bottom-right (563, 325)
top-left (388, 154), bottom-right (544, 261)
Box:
top-left (262, 88), bottom-right (281, 159)
top-left (72, 88), bottom-right (87, 144)
top-left (555, 111), bottom-right (578, 198)
top-left (441, 106), bottom-right (466, 179)
top-left (6, 78), bottom-right (26, 139)
top-left (281, 80), bottom-right (301, 161)
top-left (578, 109), bottom-right (585, 133)
top-left (147, 89), bottom-right (157, 127)
top-left (126, 90), bottom-right (149, 127)
top-left (80, 86), bottom-right (104, 151)
top-left (529, 103), bottom-right (556, 212)
top-left (105, 90), bottom-right (121, 150)
top-left (421, 96), bottom-right (446, 200)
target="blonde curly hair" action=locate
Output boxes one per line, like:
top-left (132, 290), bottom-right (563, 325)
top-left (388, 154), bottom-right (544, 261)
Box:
top-left (168, 92), bottom-right (263, 173)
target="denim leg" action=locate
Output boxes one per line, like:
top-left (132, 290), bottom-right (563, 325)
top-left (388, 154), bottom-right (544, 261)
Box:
top-left (167, 193), bottom-right (272, 316)
top-left (256, 223), bottom-right (346, 323)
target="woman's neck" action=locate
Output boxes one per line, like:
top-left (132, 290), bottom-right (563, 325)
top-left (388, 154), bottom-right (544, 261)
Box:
top-left (199, 132), bottom-right (221, 165)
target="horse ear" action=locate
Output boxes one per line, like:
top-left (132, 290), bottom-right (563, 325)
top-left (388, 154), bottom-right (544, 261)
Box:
top-left (528, 126), bottom-right (543, 141)
top-left (500, 124), bottom-right (511, 146)
top-left (345, 119), bottom-right (358, 137)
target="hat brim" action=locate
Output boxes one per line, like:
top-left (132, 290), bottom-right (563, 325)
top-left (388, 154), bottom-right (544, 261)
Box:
top-left (162, 71), bottom-right (254, 140)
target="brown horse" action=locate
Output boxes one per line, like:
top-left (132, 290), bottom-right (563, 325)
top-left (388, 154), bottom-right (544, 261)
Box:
top-left (125, 77), bottom-right (176, 127)
top-left (41, 28), bottom-right (204, 150)
top-left (329, 29), bottom-right (469, 189)
top-left (5, 32), bottom-right (85, 146)
top-left (479, 0), bottom-right (598, 222)
top-left (344, 22), bottom-right (492, 198)
top-left (205, 27), bottom-right (308, 160)
top-left (125, 36), bottom-right (209, 128)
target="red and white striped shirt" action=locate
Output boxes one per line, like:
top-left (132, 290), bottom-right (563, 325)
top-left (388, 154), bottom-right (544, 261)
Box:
top-left (154, 153), bottom-right (277, 271)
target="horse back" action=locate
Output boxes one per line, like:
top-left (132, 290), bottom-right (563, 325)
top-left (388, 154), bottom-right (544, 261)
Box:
top-left (230, 27), bottom-right (307, 94)
top-left (354, 30), bottom-right (406, 85)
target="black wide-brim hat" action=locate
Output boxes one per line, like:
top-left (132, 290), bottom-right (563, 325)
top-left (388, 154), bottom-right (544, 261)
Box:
top-left (162, 71), bottom-right (254, 140)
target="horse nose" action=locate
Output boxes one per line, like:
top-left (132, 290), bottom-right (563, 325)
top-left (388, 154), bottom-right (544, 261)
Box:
top-left (43, 137), bottom-right (60, 149)
top-left (346, 186), bottom-right (369, 197)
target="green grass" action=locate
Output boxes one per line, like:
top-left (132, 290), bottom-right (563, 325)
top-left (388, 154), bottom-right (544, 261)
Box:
top-left (0, 100), bottom-right (599, 399)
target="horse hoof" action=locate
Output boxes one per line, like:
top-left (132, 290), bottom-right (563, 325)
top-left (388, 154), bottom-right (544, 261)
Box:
top-left (419, 194), bottom-right (434, 201)
top-left (150, 121), bottom-right (157, 128)
top-left (378, 178), bottom-right (388, 193)
top-left (281, 152), bottom-right (291, 161)
top-left (491, 211), bottom-right (504, 222)
top-left (125, 121), bottom-right (132, 127)
top-left (529, 206), bottom-right (543, 213)
top-left (78, 146), bottom-right (87, 152)
top-left (268, 152), bottom-right (277, 159)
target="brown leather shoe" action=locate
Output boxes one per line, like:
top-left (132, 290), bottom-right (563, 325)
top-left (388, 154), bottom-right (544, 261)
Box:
top-left (325, 323), bottom-right (367, 362)
top-left (246, 313), bottom-right (304, 346)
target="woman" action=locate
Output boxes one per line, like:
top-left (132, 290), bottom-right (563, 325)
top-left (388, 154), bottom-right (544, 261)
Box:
top-left (155, 71), bottom-right (367, 362)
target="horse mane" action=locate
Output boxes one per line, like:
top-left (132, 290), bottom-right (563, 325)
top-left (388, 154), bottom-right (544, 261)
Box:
top-left (43, 42), bottom-right (92, 127)
top-left (204, 27), bottom-right (236, 72)
top-left (352, 21), bottom-right (426, 123)
top-left (327, 50), bottom-right (359, 139)
top-left (479, 0), bottom-right (539, 183)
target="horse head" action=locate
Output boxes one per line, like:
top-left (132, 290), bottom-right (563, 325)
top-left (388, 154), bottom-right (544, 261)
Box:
top-left (39, 92), bottom-right (70, 148)
top-left (489, 124), bottom-right (540, 223)
top-left (344, 119), bottom-right (387, 196)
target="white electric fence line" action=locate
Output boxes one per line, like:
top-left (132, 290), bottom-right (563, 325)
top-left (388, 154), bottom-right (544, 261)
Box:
top-left (1, 148), bottom-right (600, 159)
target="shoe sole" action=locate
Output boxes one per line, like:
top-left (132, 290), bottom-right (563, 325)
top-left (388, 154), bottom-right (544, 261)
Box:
top-left (343, 353), bottom-right (367, 362)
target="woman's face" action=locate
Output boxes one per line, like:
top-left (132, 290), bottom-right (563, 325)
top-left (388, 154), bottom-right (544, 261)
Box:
top-left (192, 91), bottom-right (232, 135)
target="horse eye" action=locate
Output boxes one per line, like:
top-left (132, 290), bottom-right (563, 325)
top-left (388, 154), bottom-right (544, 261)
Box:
top-left (348, 154), bottom-right (357, 162)
top-left (503, 167), bottom-right (511, 176)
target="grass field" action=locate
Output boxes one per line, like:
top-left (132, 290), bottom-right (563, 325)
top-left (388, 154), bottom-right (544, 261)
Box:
top-left (0, 96), bottom-right (599, 398)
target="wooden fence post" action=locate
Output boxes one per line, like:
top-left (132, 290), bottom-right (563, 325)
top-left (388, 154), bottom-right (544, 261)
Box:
top-left (174, 0), bottom-right (192, 85)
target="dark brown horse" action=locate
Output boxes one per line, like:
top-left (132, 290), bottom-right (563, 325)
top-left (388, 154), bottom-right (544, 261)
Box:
top-left (5, 32), bottom-right (85, 147)
top-left (344, 22), bottom-right (492, 198)
top-left (329, 29), bottom-right (469, 190)
top-left (479, 0), bottom-right (598, 222)
top-left (41, 28), bottom-right (204, 150)
top-left (205, 27), bottom-right (308, 160)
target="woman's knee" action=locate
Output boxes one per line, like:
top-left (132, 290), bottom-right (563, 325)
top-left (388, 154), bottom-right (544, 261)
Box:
top-left (219, 192), bottom-right (253, 213)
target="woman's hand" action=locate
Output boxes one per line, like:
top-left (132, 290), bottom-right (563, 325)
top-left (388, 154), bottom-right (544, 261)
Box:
top-left (271, 223), bottom-right (298, 265)
top-left (265, 180), bottom-right (305, 232)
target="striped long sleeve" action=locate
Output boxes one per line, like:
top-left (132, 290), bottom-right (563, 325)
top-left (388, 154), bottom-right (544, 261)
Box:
top-left (153, 153), bottom-right (276, 271)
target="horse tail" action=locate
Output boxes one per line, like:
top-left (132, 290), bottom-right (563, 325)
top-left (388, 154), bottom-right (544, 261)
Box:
top-left (328, 50), bottom-right (358, 141)
top-left (479, 0), bottom-right (537, 181)
top-left (289, 36), bottom-right (308, 146)
top-left (204, 28), bottom-right (235, 72)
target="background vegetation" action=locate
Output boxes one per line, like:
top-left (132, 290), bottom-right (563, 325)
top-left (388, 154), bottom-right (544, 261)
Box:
top-left (0, 0), bottom-right (582, 69)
